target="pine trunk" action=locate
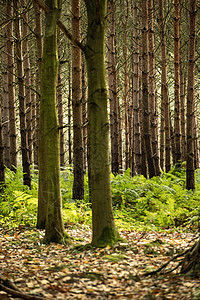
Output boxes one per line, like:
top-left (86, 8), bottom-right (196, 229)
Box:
top-left (132, 1), bottom-right (141, 175)
top-left (7, 3), bottom-right (17, 170)
top-left (37, 0), bottom-right (65, 243)
top-left (157, 0), bottom-right (171, 172)
top-left (107, 0), bottom-right (120, 175)
top-left (2, 23), bottom-right (10, 169)
top-left (72, 0), bottom-right (84, 200)
top-left (186, 0), bottom-right (196, 190)
top-left (141, 0), bottom-right (155, 178)
top-left (174, 0), bottom-right (182, 165)
top-left (14, 0), bottom-right (31, 187)
top-left (84, 0), bottom-right (120, 247)
top-left (148, 0), bottom-right (160, 176)
top-left (33, 1), bottom-right (43, 167)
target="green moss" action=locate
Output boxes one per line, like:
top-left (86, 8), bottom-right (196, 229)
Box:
top-left (102, 253), bottom-right (128, 262)
top-left (44, 231), bottom-right (71, 245)
top-left (92, 226), bottom-right (122, 248)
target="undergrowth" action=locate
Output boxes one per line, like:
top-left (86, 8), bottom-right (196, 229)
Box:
top-left (0, 166), bottom-right (199, 231)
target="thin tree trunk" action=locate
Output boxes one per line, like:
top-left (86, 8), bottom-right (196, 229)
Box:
top-left (7, 2), bottom-right (17, 171)
top-left (68, 61), bottom-right (72, 166)
top-left (72, 0), bottom-right (84, 200)
top-left (123, 1), bottom-right (129, 170)
top-left (186, 0), bottom-right (196, 190)
top-left (180, 62), bottom-right (186, 162)
top-left (107, 0), bottom-right (120, 175)
top-left (148, 0), bottom-right (160, 176)
top-left (141, 0), bottom-right (155, 178)
top-left (2, 23), bottom-right (10, 169)
top-left (157, 0), bottom-right (171, 172)
top-left (0, 105), bottom-right (5, 187)
top-left (132, 0), bottom-right (141, 175)
top-left (174, 0), bottom-right (182, 165)
top-left (22, 0), bottom-right (32, 165)
top-left (82, 62), bottom-right (87, 173)
top-left (57, 40), bottom-right (65, 167)
top-left (33, 1), bottom-right (43, 167)
top-left (14, 0), bottom-right (31, 187)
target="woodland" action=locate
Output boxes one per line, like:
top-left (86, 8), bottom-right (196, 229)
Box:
top-left (0, 0), bottom-right (200, 299)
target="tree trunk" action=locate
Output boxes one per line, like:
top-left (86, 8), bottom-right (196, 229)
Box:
top-left (148, 0), bottom-right (160, 176)
top-left (157, 0), bottom-right (171, 173)
top-left (141, 0), bottom-right (155, 178)
top-left (186, 0), bottom-right (196, 190)
top-left (57, 41), bottom-right (65, 167)
top-left (37, 0), bottom-right (65, 244)
top-left (107, 0), bottom-right (120, 175)
top-left (2, 22), bottom-right (10, 169)
top-left (174, 0), bottom-right (182, 165)
top-left (0, 106), bottom-right (5, 187)
top-left (84, 0), bottom-right (120, 247)
top-left (14, 0), bottom-right (31, 188)
top-left (132, 0), bottom-right (141, 175)
top-left (7, 2), bottom-right (17, 171)
top-left (22, 0), bottom-right (32, 165)
top-left (67, 60), bottom-right (72, 165)
top-left (123, 1), bottom-right (129, 171)
top-left (82, 62), bottom-right (87, 173)
top-left (72, 0), bottom-right (84, 200)
top-left (33, 1), bottom-right (43, 167)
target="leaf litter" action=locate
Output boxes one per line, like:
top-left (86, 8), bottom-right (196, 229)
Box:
top-left (0, 225), bottom-right (200, 299)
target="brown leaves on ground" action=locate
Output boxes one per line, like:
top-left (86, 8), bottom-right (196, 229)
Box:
top-left (0, 225), bottom-right (200, 299)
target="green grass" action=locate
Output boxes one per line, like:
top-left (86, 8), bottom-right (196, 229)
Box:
top-left (0, 166), bottom-right (199, 231)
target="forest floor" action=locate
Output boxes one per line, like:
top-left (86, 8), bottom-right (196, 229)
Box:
top-left (0, 225), bottom-right (200, 300)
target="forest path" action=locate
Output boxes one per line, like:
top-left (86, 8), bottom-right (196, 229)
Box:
top-left (0, 226), bottom-right (199, 299)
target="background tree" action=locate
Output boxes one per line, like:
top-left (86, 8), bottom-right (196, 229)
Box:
top-left (6, 2), bottom-right (17, 170)
top-left (141, 0), bottom-right (155, 178)
top-left (72, 0), bottom-right (84, 200)
top-left (14, 0), bottom-right (31, 188)
top-left (107, 0), bottom-right (120, 175)
top-left (157, 0), bottom-right (171, 173)
top-left (186, 0), bottom-right (196, 190)
top-left (174, 0), bottom-right (182, 165)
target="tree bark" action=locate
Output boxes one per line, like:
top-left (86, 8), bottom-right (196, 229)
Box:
top-left (84, 0), bottom-right (120, 247)
top-left (37, 0), bottom-right (65, 243)
top-left (107, 0), bottom-right (120, 175)
top-left (14, 0), bottom-right (31, 187)
top-left (148, 0), bottom-right (160, 176)
top-left (7, 2), bottom-right (17, 171)
top-left (141, 0), bottom-right (155, 178)
top-left (157, 0), bottom-right (171, 173)
top-left (186, 0), bottom-right (196, 190)
top-left (174, 0), bottom-right (182, 165)
top-left (72, 0), bottom-right (84, 200)
top-left (132, 0), bottom-right (141, 175)
top-left (33, 1), bottom-right (43, 167)
top-left (22, 0), bottom-right (32, 165)
top-left (2, 21), bottom-right (10, 169)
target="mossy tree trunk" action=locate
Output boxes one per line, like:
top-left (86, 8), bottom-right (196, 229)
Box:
top-left (37, 0), bottom-right (65, 243)
top-left (84, 0), bottom-right (120, 247)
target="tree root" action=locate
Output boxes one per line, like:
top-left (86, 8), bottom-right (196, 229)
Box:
top-left (144, 239), bottom-right (200, 277)
top-left (0, 277), bottom-right (44, 300)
